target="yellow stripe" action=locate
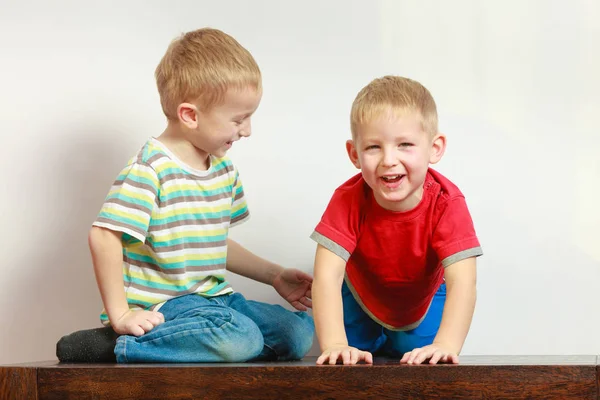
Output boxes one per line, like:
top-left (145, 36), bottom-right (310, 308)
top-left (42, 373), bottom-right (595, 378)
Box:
top-left (148, 229), bottom-right (228, 242)
top-left (231, 202), bottom-right (248, 214)
top-left (102, 208), bottom-right (148, 225)
top-left (107, 187), bottom-right (155, 202)
top-left (160, 179), bottom-right (235, 195)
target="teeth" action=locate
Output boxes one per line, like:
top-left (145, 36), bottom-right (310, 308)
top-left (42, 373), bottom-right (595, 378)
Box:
top-left (382, 175), bottom-right (399, 180)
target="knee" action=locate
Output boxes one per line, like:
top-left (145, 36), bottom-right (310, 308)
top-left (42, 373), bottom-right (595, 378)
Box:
top-left (219, 321), bottom-right (264, 362)
top-left (279, 313), bottom-right (315, 361)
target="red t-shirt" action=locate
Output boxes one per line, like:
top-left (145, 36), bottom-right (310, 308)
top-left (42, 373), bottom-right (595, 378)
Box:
top-left (311, 168), bottom-right (482, 329)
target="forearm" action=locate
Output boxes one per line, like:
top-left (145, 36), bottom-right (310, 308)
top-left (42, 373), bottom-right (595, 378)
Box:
top-left (226, 238), bottom-right (283, 285)
top-left (313, 276), bottom-right (348, 350)
top-left (89, 226), bottom-right (129, 323)
top-left (313, 245), bottom-right (348, 350)
top-left (433, 276), bottom-right (476, 354)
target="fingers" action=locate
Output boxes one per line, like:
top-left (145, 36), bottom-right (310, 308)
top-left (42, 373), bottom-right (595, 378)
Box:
top-left (401, 346), bottom-right (459, 365)
top-left (429, 351), bottom-right (444, 365)
top-left (316, 348), bottom-right (372, 365)
top-left (296, 270), bottom-right (314, 282)
top-left (299, 296), bottom-right (313, 309)
top-left (117, 310), bottom-right (165, 336)
top-left (291, 300), bottom-right (308, 312)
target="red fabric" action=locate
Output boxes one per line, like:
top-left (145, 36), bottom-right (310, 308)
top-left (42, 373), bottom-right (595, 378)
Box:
top-left (314, 168), bottom-right (481, 328)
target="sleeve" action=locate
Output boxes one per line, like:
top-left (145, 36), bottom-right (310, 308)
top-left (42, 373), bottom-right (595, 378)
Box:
top-left (309, 188), bottom-right (362, 262)
top-left (432, 195), bottom-right (483, 267)
top-left (230, 167), bottom-right (250, 227)
top-left (92, 161), bottom-right (159, 243)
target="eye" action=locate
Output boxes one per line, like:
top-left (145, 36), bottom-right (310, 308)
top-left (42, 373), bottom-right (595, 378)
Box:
top-left (365, 145), bottom-right (379, 150)
top-left (399, 142), bottom-right (413, 148)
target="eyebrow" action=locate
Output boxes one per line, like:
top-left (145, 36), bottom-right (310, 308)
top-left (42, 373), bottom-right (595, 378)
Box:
top-left (233, 113), bottom-right (251, 120)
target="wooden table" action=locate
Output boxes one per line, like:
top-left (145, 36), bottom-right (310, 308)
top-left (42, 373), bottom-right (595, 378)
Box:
top-left (2, 355), bottom-right (599, 399)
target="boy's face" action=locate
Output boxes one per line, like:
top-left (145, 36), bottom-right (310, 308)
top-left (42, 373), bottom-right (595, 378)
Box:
top-left (183, 87), bottom-right (262, 158)
top-left (347, 111), bottom-right (445, 212)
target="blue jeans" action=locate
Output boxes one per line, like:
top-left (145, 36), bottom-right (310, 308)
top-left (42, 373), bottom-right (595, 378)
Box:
top-left (343, 280), bottom-right (446, 357)
top-left (114, 292), bottom-right (314, 363)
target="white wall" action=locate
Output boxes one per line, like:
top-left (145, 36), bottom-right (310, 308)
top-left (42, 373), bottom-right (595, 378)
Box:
top-left (0, 0), bottom-right (598, 364)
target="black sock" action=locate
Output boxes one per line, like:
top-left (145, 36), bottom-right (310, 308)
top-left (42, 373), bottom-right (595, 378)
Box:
top-left (56, 327), bottom-right (119, 363)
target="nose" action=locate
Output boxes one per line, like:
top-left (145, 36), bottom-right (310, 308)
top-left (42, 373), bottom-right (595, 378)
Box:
top-left (239, 119), bottom-right (252, 138)
top-left (381, 148), bottom-right (398, 167)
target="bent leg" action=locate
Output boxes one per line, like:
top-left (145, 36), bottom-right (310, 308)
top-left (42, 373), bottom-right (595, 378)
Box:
top-left (228, 293), bottom-right (314, 361)
top-left (115, 294), bottom-right (263, 363)
top-left (382, 283), bottom-right (446, 357)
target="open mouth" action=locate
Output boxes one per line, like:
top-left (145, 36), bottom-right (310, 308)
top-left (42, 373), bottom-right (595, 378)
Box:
top-left (381, 175), bottom-right (404, 183)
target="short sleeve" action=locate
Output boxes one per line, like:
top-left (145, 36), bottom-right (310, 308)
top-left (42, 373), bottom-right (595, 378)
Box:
top-left (310, 188), bottom-right (362, 262)
top-left (432, 196), bottom-right (483, 267)
top-left (230, 167), bottom-right (250, 227)
top-left (93, 162), bottom-right (159, 243)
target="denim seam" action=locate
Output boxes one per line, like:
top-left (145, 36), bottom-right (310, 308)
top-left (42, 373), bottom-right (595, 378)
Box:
top-left (132, 319), bottom-right (234, 346)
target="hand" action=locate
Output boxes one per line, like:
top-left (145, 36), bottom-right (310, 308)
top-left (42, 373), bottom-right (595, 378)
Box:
top-left (317, 345), bottom-right (373, 365)
top-left (400, 343), bottom-right (459, 365)
top-left (272, 268), bottom-right (313, 311)
top-left (112, 309), bottom-right (165, 336)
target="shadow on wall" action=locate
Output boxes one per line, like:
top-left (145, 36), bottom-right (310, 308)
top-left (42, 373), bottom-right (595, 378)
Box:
top-left (1, 121), bottom-right (137, 364)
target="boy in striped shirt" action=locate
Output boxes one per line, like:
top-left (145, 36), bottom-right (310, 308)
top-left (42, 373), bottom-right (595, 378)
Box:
top-left (57, 28), bottom-right (314, 363)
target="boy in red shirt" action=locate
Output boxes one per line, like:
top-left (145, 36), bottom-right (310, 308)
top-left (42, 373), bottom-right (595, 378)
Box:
top-left (311, 76), bottom-right (482, 365)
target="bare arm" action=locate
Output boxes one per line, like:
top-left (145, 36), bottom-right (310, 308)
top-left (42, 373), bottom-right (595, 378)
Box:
top-left (89, 226), bottom-right (163, 335)
top-left (226, 238), bottom-right (284, 285)
top-left (433, 256), bottom-right (477, 354)
top-left (313, 244), bottom-right (347, 350)
top-left (313, 244), bottom-right (372, 364)
top-left (401, 256), bottom-right (477, 364)
top-left (89, 226), bottom-right (129, 323)
top-left (226, 238), bottom-right (312, 311)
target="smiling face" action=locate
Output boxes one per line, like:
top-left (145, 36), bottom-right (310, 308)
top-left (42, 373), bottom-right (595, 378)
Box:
top-left (347, 109), bottom-right (446, 212)
top-left (192, 87), bottom-right (262, 158)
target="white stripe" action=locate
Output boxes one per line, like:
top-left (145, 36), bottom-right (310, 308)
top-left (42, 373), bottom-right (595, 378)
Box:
top-left (110, 182), bottom-right (156, 200)
top-left (151, 245), bottom-right (227, 258)
top-left (93, 221), bottom-right (145, 243)
top-left (151, 223), bottom-right (230, 236)
top-left (157, 197), bottom-right (232, 213)
top-left (102, 202), bottom-right (150, 219)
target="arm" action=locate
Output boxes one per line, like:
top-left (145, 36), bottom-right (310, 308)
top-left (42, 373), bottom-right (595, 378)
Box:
top-left (226, 238), bottom-right (312, 311)
top-left (226, 238), bottom-right (284, 285)
top-left (433, 256), bottom-right (477, 354)
top-left (401, 256), bottom-right (477, 364)
top-left (313, 244), bottom-right (372, 365)
top-left (89, 226), bottom-right (163, 336)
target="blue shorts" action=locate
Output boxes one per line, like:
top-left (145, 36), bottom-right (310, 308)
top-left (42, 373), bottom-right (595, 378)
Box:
top-left (342, 280), bottom-right (446, 357)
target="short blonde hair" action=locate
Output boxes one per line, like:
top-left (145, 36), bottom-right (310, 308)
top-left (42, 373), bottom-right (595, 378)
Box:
top-left (155, 28), bottom-right (262, 120)
top-left (350, 76), bottom-right (438, 139)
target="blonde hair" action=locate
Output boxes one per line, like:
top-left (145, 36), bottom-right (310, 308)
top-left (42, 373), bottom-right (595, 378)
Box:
top-left (155, 28), bottom-right (262, 120)
top-left (350, 76), bottom-right (438, 139)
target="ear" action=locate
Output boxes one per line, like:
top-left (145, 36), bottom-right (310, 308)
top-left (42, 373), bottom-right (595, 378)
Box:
top-left (346, 140), bottom-right (361, 169)
top-left (429, 133), bottom-right (447, 164)
top-left (177, 103), bottom-right (199, 129)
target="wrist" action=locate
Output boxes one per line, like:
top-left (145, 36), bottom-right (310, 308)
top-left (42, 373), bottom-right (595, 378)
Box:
top-left (321, 341), bottom-right (349, 352)
top-left (107, 306), bottom-right (131, 325)
top-left (432, 339), bottom-right (461, 354)
top-left (267, 264), bottom-right (285, 286)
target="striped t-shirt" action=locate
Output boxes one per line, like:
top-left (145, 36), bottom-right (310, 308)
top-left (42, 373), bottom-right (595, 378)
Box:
top-left (93, 138), bottom-right (250, 325)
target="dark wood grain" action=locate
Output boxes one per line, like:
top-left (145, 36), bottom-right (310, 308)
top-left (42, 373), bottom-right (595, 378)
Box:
top-left (0, 366), bottom-right (37, 400)
top-left (1, 356), bottom-right (598, 400)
